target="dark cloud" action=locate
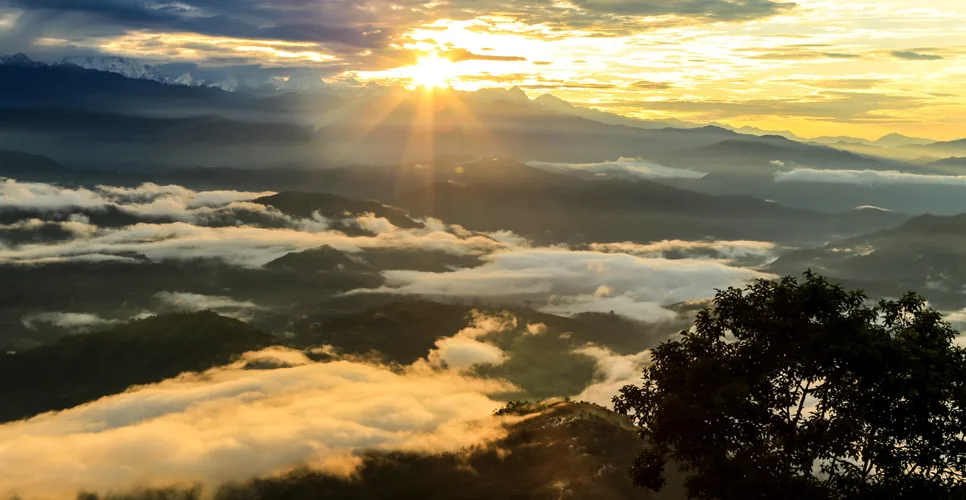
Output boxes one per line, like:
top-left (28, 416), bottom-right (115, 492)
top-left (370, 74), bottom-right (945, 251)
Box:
top-left (0, 0), bottom-right (418, 51)
top-left (1, 0), bottom-right (798, 56)
top-left (890, 50), bottom-right (944, 61)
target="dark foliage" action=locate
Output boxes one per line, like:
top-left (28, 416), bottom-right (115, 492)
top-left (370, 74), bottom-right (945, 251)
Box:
top-left (614, 272), bottom-right (966, 500)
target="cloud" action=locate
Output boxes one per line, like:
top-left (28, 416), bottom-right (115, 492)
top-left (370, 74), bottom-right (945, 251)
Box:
top-left (0, 179), bottom-right (111, 209)
top-left (441, 48), bottom-right (526, 62)
top-left (154, 292), bottom-right (265, 321)
top-left (4, 0), bottom-right (797, 54)
top-left (854, 205), bottom-right (891, 212)
top-left (451, 0), bottom-right (795, 29)
top-left (542, 294), bottom-right (679, 321)
top-left (0, 180), bottom-right (275, 222)
top-left (526, 158), bottom-right (707, 180)
top-left (751, 50), bottom-right (860, 60)
top-left (632, 80), bottom-right (672, 90)
top-left (890, 50), bottom-right (943, 61)
top-left (571, 344), bottom-right (651, 407)
top-left (569, 0), bottom-right (795, 21)
top-left (21, 311), bottom-right (121, 331)
top-left (424, 312), bottom-right (517, 372)
top-left (526, 323), bottom-right (547, 335)
top-left (0, 214), bottom-right (511, 268)
top-left (428, 337), bottom-right (507, 371)
top-left (366, 248), bottom-right (772, 322)
top-left (2, 0), bottom-right (408, 51)
top-left (0, 216), bottom-right (99, 243)
top-left (588, 239), bottom-right (776, 262)
top-left (606, 91), bottom-right (927, 123)
top-left (775, 168), bottom-right (966, 187)
top-left (0, 351), bottom-right (515, 498)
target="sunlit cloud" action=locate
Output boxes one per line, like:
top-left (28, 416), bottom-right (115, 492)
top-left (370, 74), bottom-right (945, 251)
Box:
top-left (0, 353), bottom-right (514, 497)
top-left (2, 0), bottom-right (966, 138)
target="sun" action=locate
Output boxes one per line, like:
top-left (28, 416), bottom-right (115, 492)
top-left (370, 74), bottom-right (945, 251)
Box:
top-left (411, 53), bottom-right (458, 89)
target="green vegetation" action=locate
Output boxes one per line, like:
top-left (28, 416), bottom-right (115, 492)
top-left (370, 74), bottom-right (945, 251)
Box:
top-left (615, 272), bottom-right (966, 500)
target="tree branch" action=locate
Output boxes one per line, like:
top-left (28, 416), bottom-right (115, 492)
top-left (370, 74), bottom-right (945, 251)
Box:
top-left (792, 380), bottom-right (812, 426)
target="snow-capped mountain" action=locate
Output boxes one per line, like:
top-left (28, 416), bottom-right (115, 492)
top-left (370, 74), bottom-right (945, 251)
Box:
top-left (209, 74), bottom-right (288, 93)
top-left (0, 53), bottom-right (47, 68)
top-left (277, 73), bottom-right (328, 93)
top-left (173, 72), bottom-right (213, 87)
top-left (2, 53), bottom-right (385, 98)
top-left (59, 56), bottom-right (168, 83)
top-left (210, 75), bottom-right (249, 92)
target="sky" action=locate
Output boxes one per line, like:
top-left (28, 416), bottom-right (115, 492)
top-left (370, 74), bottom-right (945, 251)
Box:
top-left (0, 0), bottom-right (964, 140)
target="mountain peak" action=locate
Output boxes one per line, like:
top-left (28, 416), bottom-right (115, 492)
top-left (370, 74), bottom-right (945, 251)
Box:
top-left (59, 55), bottom-right (168, 84)
top-left (872, 132), bottom-right (935, 148)
top-left (506, 85), bottom-right (530, 102)
top-left (534, 93), bottom-right (571, 105)
top-left (174, 72), bottom-right (195, 86)
top-left (5, 53), bottom-right (31, 63)
top-left (0, 53), bottom-right (46, 68)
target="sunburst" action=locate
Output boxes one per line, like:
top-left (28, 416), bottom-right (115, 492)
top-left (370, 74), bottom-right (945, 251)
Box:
top-left (410, 53), bottom-right (459, 89)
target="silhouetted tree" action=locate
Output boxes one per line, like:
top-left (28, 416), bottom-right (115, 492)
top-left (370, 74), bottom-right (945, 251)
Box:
top-left (615, 272), bottom-right (966, 500)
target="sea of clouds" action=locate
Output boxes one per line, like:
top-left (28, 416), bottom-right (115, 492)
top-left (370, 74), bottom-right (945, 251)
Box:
top-left (0, 179), bottom-right (782, 497)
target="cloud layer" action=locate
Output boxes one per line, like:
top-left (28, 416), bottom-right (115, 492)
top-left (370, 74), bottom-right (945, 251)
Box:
top-left (572, 344), bottom-right (652, 407)
top-left (775, 169), bottom-right (966, 187)
top-left (0, 351), bottom-right (514, 498)
top-left (371, 248), bottom-right (772, 322)
top-left (527, 158), bottom-right (707, 180)
top-left (0, 180), bottom-right (273, 215)
top-left (0, 181), bottom-right (510, 267)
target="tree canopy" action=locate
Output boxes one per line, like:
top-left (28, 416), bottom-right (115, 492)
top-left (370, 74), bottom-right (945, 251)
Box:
top-left (614, 272), bottom-right (966, 500)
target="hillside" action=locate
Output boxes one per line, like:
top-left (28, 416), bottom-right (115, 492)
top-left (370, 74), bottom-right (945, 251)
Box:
top-left (664, 136), bottom-right (905, 174)
top-left (0, 312), bottom-right (274, 422)
top-left (0, 150), bottom-right (71, 177)
top-left (769, 213), bottom-right (966, 308)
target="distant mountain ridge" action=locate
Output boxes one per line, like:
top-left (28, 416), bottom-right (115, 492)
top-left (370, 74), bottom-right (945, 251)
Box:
top-left (59, 56), bottom-right (168, 83)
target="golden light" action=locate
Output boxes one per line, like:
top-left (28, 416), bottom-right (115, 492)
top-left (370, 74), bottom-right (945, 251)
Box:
top-left (410, 53), bottom-right (459, 89)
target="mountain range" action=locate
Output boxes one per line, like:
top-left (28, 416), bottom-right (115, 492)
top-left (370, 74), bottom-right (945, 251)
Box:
top-left (0, 53), bottom-right (339, 94)
top-left (0, 52), bottom-right (951, 156)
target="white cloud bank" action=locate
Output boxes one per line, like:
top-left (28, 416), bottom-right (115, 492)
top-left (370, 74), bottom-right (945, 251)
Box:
top-left (775, 169), bottom-right (966, 187)
top-left (368, 249), bottom-right (772, 322)
top-left (589, 240), bottom-right (776, 261)
top-left (572, 345), bottom-right (651, 408)
top-left (155, 292), bottom-right (266, 321)
top-left (0, 216), bottom-right (509, 267)
top-left (423, 312), bottom-right (518, 372)
top-left (21, 312), bottom-right (121, 332)
top-left (0, 351), bottom-right (514, 498)
top-left (0, 179), bottom-right (274, 216)
top-left (527, 158), bottom-right (707, 180)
